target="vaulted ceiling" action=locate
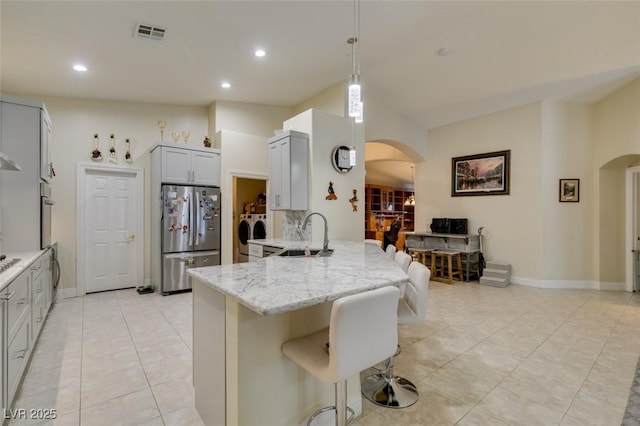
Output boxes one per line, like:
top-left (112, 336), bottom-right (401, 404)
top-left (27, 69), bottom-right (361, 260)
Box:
top-left (2, 1), bottom-right (638, 133)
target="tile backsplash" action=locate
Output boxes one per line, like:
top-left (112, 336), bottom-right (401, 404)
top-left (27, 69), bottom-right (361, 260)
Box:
top-left (282, 210), bottom-right (311, 241)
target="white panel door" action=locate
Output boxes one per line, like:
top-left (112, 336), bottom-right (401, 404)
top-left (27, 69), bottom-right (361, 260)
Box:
top-left (84, 170), bottom-right (137, 293)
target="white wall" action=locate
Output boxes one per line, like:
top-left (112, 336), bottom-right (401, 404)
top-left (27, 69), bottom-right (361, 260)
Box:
top-left (41, 96), bottom-right (209, 291)
top-left (540, 102), bottom-right (594, 282)
top-left (283, 109), bottom-right (365, 243)
top-left (293, 82), bottom-right (345, 117)
top-left (593, 78), bottom-right (640, 286)
top-left (420, 84), bottom-right (639, 289)
top-left (292, 81), bottom-right (428, 162)
top-left (593, 78), bottom-right (640, 168)
top-left (213, 101), bottom-right (293, 138)
top-left (421, 103), bottom-right (544, 281)
top-left (217, 130), bottom-right (269, 264)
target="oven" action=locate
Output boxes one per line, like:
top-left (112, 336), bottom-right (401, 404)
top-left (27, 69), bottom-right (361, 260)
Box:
top-left (40, 182), bottom-right (54, 249)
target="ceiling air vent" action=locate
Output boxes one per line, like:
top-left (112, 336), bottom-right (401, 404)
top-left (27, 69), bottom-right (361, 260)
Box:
top-left (134, 22), bottom-right (167, 41)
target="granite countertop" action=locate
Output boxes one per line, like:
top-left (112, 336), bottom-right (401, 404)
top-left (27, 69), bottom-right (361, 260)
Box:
top-left (187, 240), bottom-right (409, 316)
top-left (0, 250), bottom-right (47, 292)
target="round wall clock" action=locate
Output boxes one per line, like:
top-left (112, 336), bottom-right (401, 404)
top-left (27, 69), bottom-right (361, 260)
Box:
top-left (331, 145), bottom-right (354, 173)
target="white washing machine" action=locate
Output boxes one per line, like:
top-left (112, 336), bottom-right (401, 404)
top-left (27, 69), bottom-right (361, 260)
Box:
top-left (253, 214), bottom-right (267, 240)
top-left (237, 213), bottom-right (268, 263)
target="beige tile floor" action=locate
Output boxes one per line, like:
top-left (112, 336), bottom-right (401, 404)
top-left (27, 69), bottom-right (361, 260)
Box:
top-left (9, 281), bottom-right (640, 425)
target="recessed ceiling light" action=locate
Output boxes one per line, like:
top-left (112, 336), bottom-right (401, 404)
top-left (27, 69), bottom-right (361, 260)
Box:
top-left (438, 47), bottom-right (452, 56)
top-left (254, 49), bottom-right (266, 58)
top-left (73, 64), bottom-right (88, 72)
top-left (221, 82), bottom-right (231, 89)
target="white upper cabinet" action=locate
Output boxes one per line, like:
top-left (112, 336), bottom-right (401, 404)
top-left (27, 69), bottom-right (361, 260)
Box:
top-left (152, 143), bottom-right (221, 186)
top-left (268, 130), bottom-right (308, 211)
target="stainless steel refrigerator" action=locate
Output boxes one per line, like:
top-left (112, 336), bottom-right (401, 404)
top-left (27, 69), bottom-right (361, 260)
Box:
top-left (161, 185), bottom-right (220, 294)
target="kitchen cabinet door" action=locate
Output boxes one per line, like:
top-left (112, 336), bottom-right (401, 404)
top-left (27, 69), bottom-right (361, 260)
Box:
top-left (161, 147), bottom-right (191, 184)
top-left (0, 287), bottom-right (6, 410)
top-left (30, 260), bottom-right (45, 342)
top-left (7, 270), bottom-right (30, 343)
top-left (192, 150), bottom-right (220, 186)
top-left (268, 140), bottom-right (286, 209)
top-left (159, 146), bottom-right (220, 186)
top-left (7, 312), bottom-right (30, 406)
top-left (268, 131), bottom-right (308, 211)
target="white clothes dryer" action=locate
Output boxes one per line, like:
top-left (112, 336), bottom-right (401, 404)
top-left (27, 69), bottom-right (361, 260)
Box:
top-left (238, 213), bottom-right (268, 262)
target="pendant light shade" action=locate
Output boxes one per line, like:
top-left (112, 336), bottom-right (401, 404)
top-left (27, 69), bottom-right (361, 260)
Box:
top-left (347, 0), bottom-right (363, 123)
top-left (405, 165), bottom-right (415, 206)
top-left (348, 75), bottom-right (361, 118)
top-left (354, 102), bottom-right (364, 123)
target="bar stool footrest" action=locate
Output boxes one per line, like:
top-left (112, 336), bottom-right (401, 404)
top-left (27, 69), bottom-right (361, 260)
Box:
top-left (307, 406), bottom-right (355, 426)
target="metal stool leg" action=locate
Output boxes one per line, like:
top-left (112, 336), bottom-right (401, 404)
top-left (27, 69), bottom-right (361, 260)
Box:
top-left (307, 380), bottom-right (355, 426)
top-left (361, 346), bottom-right (419, 409)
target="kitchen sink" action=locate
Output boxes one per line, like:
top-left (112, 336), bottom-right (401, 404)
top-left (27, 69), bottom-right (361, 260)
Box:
top-left (276, 248), bottom-right (333, 257)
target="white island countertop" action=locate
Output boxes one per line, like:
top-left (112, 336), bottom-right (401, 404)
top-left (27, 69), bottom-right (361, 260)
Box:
top-left (0, 250), bottom-right (47, 292)
top-left (187, 239), bottom-right (409, 316)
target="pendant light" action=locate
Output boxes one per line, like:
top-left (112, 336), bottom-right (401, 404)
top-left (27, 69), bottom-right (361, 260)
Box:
top-left (347, 0), bottom-right (363, 121)
top-left (405, 165), bottom-right (416, 206)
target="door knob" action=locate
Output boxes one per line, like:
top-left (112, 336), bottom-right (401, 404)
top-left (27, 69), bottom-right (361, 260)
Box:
top-left (127, 234), bottom-right (135, 241)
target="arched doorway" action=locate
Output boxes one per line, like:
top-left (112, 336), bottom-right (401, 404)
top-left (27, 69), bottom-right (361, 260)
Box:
top-left (598, 154), bottom-right (640, 291)
top-left (364, 139), bottom-right (425, 247)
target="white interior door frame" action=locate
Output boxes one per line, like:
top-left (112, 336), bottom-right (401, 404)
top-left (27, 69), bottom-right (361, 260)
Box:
top-left (224, 169), bottom-right (269, 265)
top-left (625, 165), bottom-right (640, 292)
top-left (77, 163), bottom-right (144, 296)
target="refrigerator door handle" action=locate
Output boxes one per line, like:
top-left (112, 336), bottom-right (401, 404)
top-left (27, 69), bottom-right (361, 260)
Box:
top-left (188, 192), bottom-right (193, 248)
top-left (195, 190), bottom-right (201, 247)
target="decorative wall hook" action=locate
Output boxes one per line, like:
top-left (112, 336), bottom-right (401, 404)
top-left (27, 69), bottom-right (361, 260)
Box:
top-left (125, 138), bottom-right (133, 163)
top-left (349, 189), bottom-right (359, 211)
top-left (91, 133), bottom-right (103, 161)
top-left (326, 181), bottom-right (337, 200)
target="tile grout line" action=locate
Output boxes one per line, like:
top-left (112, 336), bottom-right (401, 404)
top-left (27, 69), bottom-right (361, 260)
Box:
top-left (117, 293), bottom-right (167, 426)
top-left (556, 293), bottom-right (631, 424)
top-left (446, 288), bottom-right (594, 425)
top-left (562, 293), bottom-right (636, 423)
top-left (78, 294), bottom-right (85, 424)
top-left (153, 295), bottom-right (193, 354)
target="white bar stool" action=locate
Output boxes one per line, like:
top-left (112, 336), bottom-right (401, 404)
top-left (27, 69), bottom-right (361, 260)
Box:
top-left (362, 261), bottom-right (430, 408)
top-left (394, 251), bottom-right (411, 273)
top-left (385, 244), bottom-right (397, 260)
top-left (282, 286), bottom-right (400, 426)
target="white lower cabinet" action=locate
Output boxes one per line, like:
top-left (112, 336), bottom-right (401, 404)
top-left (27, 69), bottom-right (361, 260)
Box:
top-left (2, 250), bottom-right (52, 410)
top-left (7, 311), bottom-right (30, 404)
top-left (7, 271), bottom-right (29, 343)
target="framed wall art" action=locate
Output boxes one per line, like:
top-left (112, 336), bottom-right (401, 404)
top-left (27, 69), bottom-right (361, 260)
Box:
top-left (451, 150), bottom-right (510, 196)
top-left (559, 178), bottom-right (579, 202)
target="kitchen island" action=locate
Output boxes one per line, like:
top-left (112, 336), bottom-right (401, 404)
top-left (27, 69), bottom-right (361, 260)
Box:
top-left (188, 239), bottom-right (409, 426)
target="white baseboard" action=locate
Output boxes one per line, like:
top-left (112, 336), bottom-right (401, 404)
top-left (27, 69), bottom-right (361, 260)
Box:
top-left (598, 281), bottom-right (627, 291)
top-left (511, 277), bottom-right (626, 291)
top-left (55, 287), bottom-right (77, 300)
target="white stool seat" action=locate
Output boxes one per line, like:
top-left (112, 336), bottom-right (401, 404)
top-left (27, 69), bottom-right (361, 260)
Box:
top-left (394, 251), bottom-right (411, 273)
top-left (385, 244), bottom-right (397, 259)
top-left (362, 261), bottom-right (430, 409)
top-left (283, 286), bottom-right (400, 425)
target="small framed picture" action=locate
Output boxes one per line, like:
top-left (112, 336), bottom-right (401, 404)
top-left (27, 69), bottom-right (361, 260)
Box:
top-left (559, 179), bottom-right (580, 202)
